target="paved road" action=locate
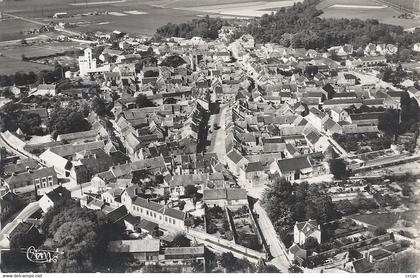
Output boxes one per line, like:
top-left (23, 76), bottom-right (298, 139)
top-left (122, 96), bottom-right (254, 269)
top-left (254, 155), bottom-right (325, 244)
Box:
top-left (208, 104), bottom-right (229, 164)
top-left (254, 202), bottom-right (290, 272)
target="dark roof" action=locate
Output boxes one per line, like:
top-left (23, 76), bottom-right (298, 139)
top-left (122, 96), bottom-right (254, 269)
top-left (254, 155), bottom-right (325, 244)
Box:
top-left (135, 218), bottom-right (155, 232)
top-left (164, 207), bottom-right (185, 220)
top-left (132, 197), bottom-right (164, 213)
top-left (106, 205), bottom-right (129, 223)
top-left (306, 131), bottom-right (321, 145)
top-left (324, 98), bottom-right (363, 105)
top-left (45, 186), bottom-right (70, 203)
top-left (277, 156), bottom-right (312, 173)
top-left (6, 167), bottom-right (56, 188)
top-left (226, 150), bottom-right (244, 164)
top-left (10, 222), bottom-right (35, 239)
top-left (4, 158), bottom-right (39, 175)
top-left (244, 161), bottom-right (264, 173)
top-left (203, 189), bottom-right (226, 200)
top-left (349, 112), bottom-right (383, 121)
top-left (226, 188), bottom-right (247, 200)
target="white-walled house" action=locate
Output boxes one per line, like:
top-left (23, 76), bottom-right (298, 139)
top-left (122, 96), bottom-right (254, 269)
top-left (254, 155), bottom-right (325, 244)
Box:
top-left (293, 220), bottom-right (321, 245)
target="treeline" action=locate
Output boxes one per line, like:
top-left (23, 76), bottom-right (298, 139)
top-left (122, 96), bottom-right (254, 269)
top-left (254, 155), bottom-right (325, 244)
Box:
top-left (155, 16), bottom-right (227, 40)
top-left (246, 0), bottom-right (420, 50)
top-left (0, 66), bottom-right (66, 87)
top-left (262, 177), bottom-right (338, 247)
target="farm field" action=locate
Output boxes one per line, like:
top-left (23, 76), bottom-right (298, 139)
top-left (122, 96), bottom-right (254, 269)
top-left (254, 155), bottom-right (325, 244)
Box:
top-left (0, 56), bottom-right (53, 74)
top-left (0, 0), bottom-right (201, 41)
top-left (318, 0), bottom-right (420, 29)
top-left (175, 0), bottom-right (303, 17)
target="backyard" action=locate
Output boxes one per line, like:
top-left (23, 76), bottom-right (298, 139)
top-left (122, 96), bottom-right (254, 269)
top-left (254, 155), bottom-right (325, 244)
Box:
top-left (333, 133), bottom-right (392, 154)
top-left (228, 205), bottom-right (263, 251)
top-left (206, 205), bottom-right (233, 241)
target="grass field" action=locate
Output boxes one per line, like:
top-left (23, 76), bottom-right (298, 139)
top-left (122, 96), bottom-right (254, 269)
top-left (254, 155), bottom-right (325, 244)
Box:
top-left (0, 56), bottom-right (53, 74)
top-left (350, 210), bottom-right (419, 230)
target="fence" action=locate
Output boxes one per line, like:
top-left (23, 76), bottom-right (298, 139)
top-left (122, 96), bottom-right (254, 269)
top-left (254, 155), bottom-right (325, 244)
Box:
top-left (187, 228), bottom-right (266, 263)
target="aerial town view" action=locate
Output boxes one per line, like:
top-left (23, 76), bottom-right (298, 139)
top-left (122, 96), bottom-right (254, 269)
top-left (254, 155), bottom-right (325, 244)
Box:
top-left (0, 0), bottom-right (419, 274)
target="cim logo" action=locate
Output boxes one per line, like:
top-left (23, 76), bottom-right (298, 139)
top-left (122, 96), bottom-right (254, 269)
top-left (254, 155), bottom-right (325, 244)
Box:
top-left (26, 246), bottom-right (63, 264)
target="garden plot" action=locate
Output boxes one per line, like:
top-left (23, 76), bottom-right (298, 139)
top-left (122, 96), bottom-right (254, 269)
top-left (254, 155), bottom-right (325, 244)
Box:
top-left (228, 205), bottom-right (263, 251)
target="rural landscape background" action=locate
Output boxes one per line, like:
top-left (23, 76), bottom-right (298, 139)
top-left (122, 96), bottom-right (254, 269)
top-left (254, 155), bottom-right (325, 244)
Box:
top-left (0, 0), bottom-right (419, 42)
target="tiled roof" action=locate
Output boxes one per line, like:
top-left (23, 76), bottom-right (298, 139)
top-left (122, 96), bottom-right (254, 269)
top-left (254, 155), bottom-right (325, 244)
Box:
top-left (277, 156), bottom-right (312, 173)
top-left (164, 207), bottom-right (185, 220)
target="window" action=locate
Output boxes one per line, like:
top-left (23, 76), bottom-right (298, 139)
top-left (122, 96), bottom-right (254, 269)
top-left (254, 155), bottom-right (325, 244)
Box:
top-left (154, 213), bottom-right (156, 218)
top-left (48, 176), bottom-right (53, 186)
top-left (165, 217), bottom-right (167, 222)
top-left (146, 211), bottom-right (149, 216)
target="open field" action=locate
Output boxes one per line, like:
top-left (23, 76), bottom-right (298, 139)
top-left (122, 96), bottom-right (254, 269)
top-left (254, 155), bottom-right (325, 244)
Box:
top-left (350, 210), bottom-right (419, 230)
top-left (175, 0), bottom-right (303, 17)
top-left (0, 0), bottom-right (201, 41)
top-left (318, 0), bottom-right (420, 29)
top-left (0, 56), bottom-right (53, 74)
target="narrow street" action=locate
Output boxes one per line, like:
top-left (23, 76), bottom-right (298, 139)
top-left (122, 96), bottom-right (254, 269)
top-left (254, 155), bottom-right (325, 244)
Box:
top-left (254, 202), bottom-right (291, 272)
top-left (208, 104), bottom-right (229, 164)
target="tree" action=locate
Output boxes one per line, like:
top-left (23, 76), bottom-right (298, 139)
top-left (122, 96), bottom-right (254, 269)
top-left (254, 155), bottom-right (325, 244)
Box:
top-left (373, 227), bottom-right (387, 236)
top-left (348, 249), bottom-right (362, 261)
top-left (191, 260), bottom-right (204, 272)
top-left (220, 252), bottom-right (236, 272)
top-left (288, 265), bottom-right (303, 273)
top-left (256, 264), bottom-right (280, 273)
top-left (329, 159), bottom-right (348, 180)
top-left (378, 109), bottom-right (399, 138)
top-left (262, 178), bottom-right (338, 247)
top-left (17, 113), bottom-right (43, 135)
top-left (184, 217), bottom-right (193, 230)
top-left (375, 252), bottom-right (419, 273)
top-left (171, 233), bottom-right (191, 247)
top-left (160, 55), bottom-right (187, 68)
top-left (184, 184), bottom-right (198, 198)
top-left (40, 200), bottom-right (123, 272)
top-left (135, 94), bottom-right (156, 108)
top-left (48, 105), bottom-right (91, 139)
top-left (90, 97), bottom-right (108, 116)
top-left (303, 236), bottom-right (319, 252)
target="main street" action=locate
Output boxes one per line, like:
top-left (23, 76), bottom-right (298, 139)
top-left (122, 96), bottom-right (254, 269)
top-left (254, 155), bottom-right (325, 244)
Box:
top-left (208, 103), bottom-right (229, 164)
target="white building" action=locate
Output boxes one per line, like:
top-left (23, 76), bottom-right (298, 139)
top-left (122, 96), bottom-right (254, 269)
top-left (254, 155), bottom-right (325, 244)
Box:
top-left (293, 220), bottom-right (321, 245)
top-left (78, 48), bottom-right (111, 77)
top-left (79, 48), bottom-right (96, 77)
